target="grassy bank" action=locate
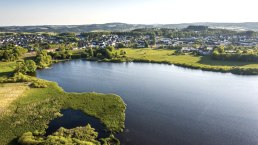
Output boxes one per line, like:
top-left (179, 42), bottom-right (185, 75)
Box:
top-left (121, 48), bottom-right (258, 75)
top-left (0, 81), bottom-right (126, 144)
top-left (0, 60), bottom-right (126, 144)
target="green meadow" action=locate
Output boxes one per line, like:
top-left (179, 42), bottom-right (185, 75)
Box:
top-left (122, 48), bottom-right (258, 74)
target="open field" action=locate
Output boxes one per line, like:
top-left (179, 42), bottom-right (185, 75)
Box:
top-left (0, 83), bottom-right (28, 116)
top-left (122, 48), bottom-right (258, 74)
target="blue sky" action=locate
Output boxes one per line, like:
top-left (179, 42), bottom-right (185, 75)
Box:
top-left (0, 0), bottom-right (257, 26)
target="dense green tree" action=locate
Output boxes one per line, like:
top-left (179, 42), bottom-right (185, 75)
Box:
top-left (36, 50), bottom-right (52, 68)
top-left (15, 61), bottom-right (28, 74)
top-left (40, 43), bottom-right (51, 49)
top-left (144, 40), bottom-right (149, 48)
top-left (216, 45), bottom-right (225, 53)
top-left (106, 46), bottom-right (115, 52)
top-left (86, 48), bottom-right (94, 57)
top-left (0, 46), bottom-right (27, 62)
top-left (25, 60), bottom-right (37, 73)
top-left (15, 60), bottom-right (37, 74)
top-left (105, 49), bottom-right (113, 59)
top-left (120, 50), bottom-right (126, 55)
top-left (117, 43), bottom-right (126, 48)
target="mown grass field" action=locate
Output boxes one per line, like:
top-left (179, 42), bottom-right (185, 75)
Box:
top-left (0, 83), bottom-right (28, 116)
top-left (0, 61), bottom-right (126, 145)
top-left (121, 48), bottom-right (258, 73)
top-left (0, 61), bottom-right (16, 79)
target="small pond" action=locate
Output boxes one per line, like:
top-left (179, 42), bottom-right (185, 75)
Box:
top-left (46, 109), bottom-right (110, 139)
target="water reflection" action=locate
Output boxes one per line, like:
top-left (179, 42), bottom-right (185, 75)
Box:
top-left (38, 60), bottom-right (258, 145)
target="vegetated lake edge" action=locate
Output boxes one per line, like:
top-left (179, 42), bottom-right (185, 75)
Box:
top-left (0, 46), bottom-right (258, 144)
top-left (51, 56), bottom-right (258, 76)
top-left (78, 52), bottom-right (258, 76)
top-left (0, 61), bottom-right (126, 144)
top-left (37, 59), bottom-right (258, 145)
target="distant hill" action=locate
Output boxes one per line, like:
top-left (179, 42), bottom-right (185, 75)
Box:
top-left (1, 22), bottom-right (258, 33)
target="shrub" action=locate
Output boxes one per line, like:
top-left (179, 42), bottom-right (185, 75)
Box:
top-left (101, 134), bottom-right (120, 145)
top-left (18, 132), bottom-right (44, 145)
top-left (36, 50), bottom-right (52, 69)
top-left (18, 125), bottom-right (101, 145)
top-left (30, 80), bottom-right (48, 88)
top-left (15, 60), bottom-right (37, 74)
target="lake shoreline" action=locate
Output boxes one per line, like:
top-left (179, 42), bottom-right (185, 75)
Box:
top-left (51, 57), bottom-right (258, 75)
top-left (37, 60), bottom-right (258, 145)
top-left (0, 63), bottom-right (126, 144)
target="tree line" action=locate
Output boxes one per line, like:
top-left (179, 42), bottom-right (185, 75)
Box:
top-left (0, 44), bottom-right (27, 61)
top-left (212, 46), bottom-right (258, 62)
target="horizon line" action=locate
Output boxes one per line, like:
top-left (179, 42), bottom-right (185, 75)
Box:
top-left (1, 22), bottom-right (258, 27)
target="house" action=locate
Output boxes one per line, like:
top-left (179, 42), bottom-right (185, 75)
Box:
top-left (72, 47), bottom-right (78, 51)
top-left (197, 46), bottom-right (214, 55)
top-left (225, 50), bottom-right (237, 53)
top-left (206, 46), bottom-right (214, 51)
top-left (181, 47), bottom-right (197, 53)
top-left (107, 41), bottom-right (116, 47)
top-left (98, 42), bottom-right (106, 48)
top-left (46, 48), bottom-right (56, 53)
top-left (239, 42), bottom-right (256, 46)
top-left (137, 40), bottom-right (146, 48)
top-left (160, 38), bottom-right (172, 45)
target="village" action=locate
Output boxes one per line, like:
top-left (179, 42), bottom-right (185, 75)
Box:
top-left (1, 28), bottom-right (258, 56)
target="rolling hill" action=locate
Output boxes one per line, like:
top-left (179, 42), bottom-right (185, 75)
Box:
top-left (1, 22), bottom-right (258, 33)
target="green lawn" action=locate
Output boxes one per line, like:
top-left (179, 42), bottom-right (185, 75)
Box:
top-left (121, 48), bottom-right (258, 74)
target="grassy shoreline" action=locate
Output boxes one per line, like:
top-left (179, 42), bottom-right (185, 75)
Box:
top-left (1, 47), bottom-right (258, 143)
top-left (0, 60), bottom-right (126, 144)
top-left (0, 81), bottom-right (126, 144)
top-left (58, 48), bottom-right (258, 75)
top-left (24, 48), bottom-right (258, 75)
top-left (121, 48), bottom-right (258, 75)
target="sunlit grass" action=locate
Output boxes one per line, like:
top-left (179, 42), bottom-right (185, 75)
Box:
top-left (0, 83), bottom-right (28, 116)
top-left (0, 60), bottom-right (126, 144)
top-left (0, 81), bottom-right (126, 145)
top-left (121, 48), bottom-right (258, 73)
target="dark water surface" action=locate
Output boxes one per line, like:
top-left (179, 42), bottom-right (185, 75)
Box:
top-left (45, 109), bottom-right (109, 138)
top-left (37, 60), bottom-right (258, 145)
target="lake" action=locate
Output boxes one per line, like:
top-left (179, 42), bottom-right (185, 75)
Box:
top-left (37, 60), bottom-right (258, 145)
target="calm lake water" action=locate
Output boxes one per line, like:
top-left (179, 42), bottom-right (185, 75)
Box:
top-left (37, 60), bottom-right (258, 145)
top-left (45, 109), bottom-right (110, 138)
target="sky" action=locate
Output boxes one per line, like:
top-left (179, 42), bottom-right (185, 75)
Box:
top-left (0, 0), bottom-right (258, 26)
